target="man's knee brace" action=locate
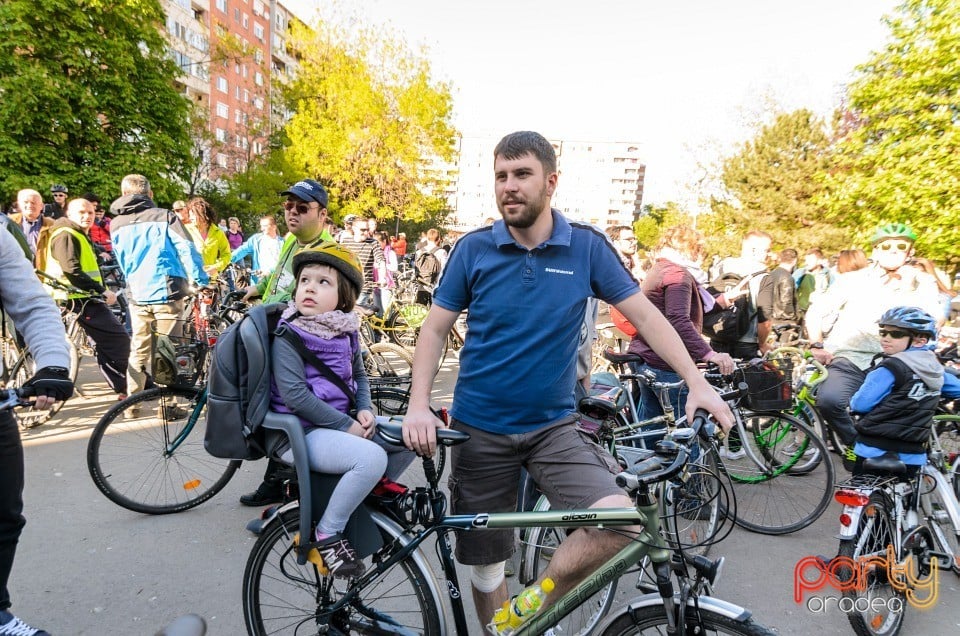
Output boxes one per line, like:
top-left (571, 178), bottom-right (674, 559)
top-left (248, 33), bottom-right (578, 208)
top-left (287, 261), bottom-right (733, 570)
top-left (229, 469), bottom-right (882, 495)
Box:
top-left (471, 561), bottom-right (506, 593)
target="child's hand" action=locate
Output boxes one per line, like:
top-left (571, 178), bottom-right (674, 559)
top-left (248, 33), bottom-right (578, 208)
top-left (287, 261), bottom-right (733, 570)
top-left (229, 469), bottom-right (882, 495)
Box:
top-left (357, 409), bottom-right (376, 439)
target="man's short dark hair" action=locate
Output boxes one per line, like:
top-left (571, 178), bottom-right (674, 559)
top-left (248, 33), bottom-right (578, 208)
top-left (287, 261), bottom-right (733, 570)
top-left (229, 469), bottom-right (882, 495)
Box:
top-left (493, 131), bottom-right (557, 174)
top-left (779, 248), bottom-right (798, 262)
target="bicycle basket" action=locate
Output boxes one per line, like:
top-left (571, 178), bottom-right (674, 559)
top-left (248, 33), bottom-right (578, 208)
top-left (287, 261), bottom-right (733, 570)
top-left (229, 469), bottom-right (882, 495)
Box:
top-left (736, 358), bottom-right (793, 411)
top-left (397, 303), bottom-right (428, 329)
top-left (151, 320), bottom-right (205, 388)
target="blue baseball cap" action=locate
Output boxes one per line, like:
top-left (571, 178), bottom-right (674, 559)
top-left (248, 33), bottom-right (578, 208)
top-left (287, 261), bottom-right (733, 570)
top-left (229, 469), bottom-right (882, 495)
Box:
top-left (280, 179), bottom-right (328, 208)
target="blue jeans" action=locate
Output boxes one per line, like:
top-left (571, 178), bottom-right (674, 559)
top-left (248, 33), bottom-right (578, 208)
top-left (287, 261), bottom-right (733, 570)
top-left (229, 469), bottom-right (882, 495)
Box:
top-left (635, 364), bottom-right (688, 423)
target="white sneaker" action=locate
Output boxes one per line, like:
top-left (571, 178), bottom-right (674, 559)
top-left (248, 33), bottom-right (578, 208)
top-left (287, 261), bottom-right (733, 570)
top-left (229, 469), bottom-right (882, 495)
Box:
top-left (719, 446), bottom-right (746, 460)
top-left (122, 406), bottom-right (142, 420)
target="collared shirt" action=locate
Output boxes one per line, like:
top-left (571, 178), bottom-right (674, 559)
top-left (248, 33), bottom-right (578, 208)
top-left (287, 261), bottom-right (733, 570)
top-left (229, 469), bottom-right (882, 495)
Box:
top-left (21, 216), bottom-right (44, 253)
top-left (433, 210), bottom-right (637, 433)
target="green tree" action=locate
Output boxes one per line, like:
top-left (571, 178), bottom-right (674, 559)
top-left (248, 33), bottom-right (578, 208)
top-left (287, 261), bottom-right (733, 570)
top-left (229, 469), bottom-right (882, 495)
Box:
top-left (820, 0), bottom-right (960, 265)
top-left (633, 203), bottom-right (694, 249)
top-left (701, 109), bottom-right (849, 254)
top-left (281, 20), bottom-right (457, 226)
top-left (0, 0), bottom-right (195, 205)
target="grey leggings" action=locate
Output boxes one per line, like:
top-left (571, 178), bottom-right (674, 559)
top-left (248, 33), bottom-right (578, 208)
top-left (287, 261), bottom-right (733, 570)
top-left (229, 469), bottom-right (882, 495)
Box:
top-left (281, 428), bottom-right (415, 536)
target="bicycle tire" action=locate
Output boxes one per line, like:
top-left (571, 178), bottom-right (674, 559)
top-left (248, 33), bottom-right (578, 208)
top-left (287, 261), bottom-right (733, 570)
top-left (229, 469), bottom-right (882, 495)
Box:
top-left (86, 386), bottom-right (239, 514)
top-left (519, 496), bottom-right (617, 635)
top-left (386, 305), bottom-right (450, 366)
top-left (243, 508), bottom-right (442, 636)
top-left (369, 385), bottom-right (411, 416)
top-left (837, 491), bottom-right (904, 636)
top-left (11, 342), bottom-right (79, 428)
top-left (721, 412), bottom-right (834, 535)
top-left (599, 603), bottom-right (777, 635)
top-left (365, 342), bottom-right (414, 379)
top-left (919, 470), bottom-right (960, 575)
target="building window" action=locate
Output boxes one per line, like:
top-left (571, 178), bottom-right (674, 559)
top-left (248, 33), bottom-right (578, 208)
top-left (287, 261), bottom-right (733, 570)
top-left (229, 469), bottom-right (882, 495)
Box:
top-left (216, 76), bottom-right (228, 93)
top-left (253, 0), bottom-right (264, 16)
top-left (215, 128), bottom-right (228, 142)
top-left (243, 89), bottom-right (250, 104)
top-left (216, 102), bottom-right (229, 118)
top-left (242, 13), bottom-right (249, 29)
top-left (254, 71), bottom-right (264, 86)
top-left (253, 23), bottom-right (264, 41)
top-left (234, 8), bottom-right (240, 22)
top-left (217, 154), bottom-right (229, 168)
top-left (216, 0), bottom-right (227, 12)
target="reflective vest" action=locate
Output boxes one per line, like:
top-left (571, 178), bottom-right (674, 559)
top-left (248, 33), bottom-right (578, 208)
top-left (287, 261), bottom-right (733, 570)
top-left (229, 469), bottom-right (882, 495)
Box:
top-left (44, 226), bottom-right (102, 300)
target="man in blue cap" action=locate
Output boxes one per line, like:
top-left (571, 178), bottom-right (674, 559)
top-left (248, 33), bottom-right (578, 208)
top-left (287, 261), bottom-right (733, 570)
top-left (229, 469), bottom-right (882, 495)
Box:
top-left (239, 178), bottom-right (335, 507)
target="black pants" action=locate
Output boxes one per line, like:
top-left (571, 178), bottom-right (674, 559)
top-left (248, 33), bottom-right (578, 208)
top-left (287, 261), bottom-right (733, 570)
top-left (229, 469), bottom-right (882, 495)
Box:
top-left (815, 357), bottom-right (866, 446)
top-left (709, 340), bottom-right (760, 360)
top-left (0, 410), bottom-right (24, 611)
top-left (67, 299), bottom-right (131, 395)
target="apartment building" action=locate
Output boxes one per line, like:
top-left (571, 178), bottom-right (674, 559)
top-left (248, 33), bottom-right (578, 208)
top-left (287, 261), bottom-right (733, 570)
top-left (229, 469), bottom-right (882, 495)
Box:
top-left (437, 135), bottom-right (646, 231)
top-left (161, 0), bottom-right (303, 180)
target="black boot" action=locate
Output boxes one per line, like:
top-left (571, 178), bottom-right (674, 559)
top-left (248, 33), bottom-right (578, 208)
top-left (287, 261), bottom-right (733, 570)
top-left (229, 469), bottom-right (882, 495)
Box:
top-left (240, 479), bottom-right (284, 506)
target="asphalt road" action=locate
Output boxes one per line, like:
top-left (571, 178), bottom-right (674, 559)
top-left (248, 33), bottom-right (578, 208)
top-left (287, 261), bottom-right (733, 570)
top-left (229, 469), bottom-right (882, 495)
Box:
top-left (10, 359), bottom-right (960, 635)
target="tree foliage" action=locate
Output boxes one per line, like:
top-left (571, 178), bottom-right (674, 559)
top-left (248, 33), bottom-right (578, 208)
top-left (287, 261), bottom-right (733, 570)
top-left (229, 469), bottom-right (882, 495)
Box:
top-left (700, 109), bottom-right (849, 254)
top-left (0, 0), bottom-right (195, 205)
top-left (820, 0), bottom-right (960, 265)
top-left (281, 19), bottom-right (457, 226)
top-left (633, 203), bottom-right (694, 250)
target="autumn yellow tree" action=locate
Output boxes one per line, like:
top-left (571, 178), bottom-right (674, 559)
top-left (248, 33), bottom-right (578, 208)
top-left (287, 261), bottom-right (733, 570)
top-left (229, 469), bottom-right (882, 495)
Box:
top-left (282, 20), bottom-right (457, 225)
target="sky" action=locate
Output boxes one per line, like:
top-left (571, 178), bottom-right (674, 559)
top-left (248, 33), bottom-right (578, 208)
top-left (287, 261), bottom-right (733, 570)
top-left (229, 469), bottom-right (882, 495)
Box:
top-left (283, 0), bottom-right (900, 208)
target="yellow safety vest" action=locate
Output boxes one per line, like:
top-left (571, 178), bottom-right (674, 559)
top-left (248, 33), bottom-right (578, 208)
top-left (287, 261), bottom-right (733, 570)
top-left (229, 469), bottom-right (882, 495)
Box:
top-left (44, 226), bottom-right (102, 300)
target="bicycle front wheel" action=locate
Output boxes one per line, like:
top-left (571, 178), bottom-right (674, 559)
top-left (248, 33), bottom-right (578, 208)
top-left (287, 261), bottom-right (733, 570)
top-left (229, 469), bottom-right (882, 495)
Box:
top-left (661, 442), bottom-right (722, 556)
top-left (243, 509), bottom-right (442, 636)
top-left (600, 604), bottom-right (777, 635)
top-left (519, 495), bottom-right (617, 635)
top-left (86, 386), bottom-right (239, 514)
top-left (11, 342), bottom-right (79, 428)
top-left (837, 491), bottom-right (904, 636)
top-left (721, 411), bottom-right (834, 535)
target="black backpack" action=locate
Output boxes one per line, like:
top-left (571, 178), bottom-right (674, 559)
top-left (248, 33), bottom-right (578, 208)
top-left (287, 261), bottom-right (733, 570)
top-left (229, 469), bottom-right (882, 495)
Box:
top-left (701, 271), bottom-right (764, 344)
top-left (414, 247), bottom-right (441, 286)
top-left (204, 303), bottom-right (285, 460)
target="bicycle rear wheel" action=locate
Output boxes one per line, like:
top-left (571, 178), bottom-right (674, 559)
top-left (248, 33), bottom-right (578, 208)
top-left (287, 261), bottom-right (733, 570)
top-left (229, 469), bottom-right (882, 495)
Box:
top-left (837, 491), bottom-right (904, 636)
top-left (919, 469), bottom-right (960, 575)
top-left (243, 509), bottom-right (442, 636)
top-left (721, 411), bottom-right (834, 535)
top-left (11, 342), bottom-right (79, 428)
top-left (86, 386), bottom-right (239, 514)
top-left (518, 495), bottom-right (617, 635)
top-left (364, 342), bottom-right (413, 378)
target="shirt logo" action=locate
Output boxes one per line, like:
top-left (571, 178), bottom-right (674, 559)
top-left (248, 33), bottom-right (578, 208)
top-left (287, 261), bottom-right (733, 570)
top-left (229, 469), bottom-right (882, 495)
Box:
top-left (545, 267), bottom-right (574, 275)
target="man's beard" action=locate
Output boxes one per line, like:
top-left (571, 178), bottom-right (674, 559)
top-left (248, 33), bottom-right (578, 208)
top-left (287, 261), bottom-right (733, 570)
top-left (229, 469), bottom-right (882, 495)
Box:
top-left (497, 185), bottom-right (548, 229)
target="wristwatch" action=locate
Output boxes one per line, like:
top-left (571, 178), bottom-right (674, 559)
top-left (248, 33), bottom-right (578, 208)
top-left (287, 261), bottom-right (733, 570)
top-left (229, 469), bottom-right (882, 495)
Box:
top-left (809, 342), bottom-right (824, 349)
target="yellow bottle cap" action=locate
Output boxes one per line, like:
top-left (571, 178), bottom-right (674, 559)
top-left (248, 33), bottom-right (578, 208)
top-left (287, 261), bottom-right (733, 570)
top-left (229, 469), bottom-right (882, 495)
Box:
top-left (541, 577), bottom-right (555, 594)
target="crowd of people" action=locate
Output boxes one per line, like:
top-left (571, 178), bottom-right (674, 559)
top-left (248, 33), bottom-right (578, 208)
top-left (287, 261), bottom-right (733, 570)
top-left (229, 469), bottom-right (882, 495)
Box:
top-left (1, 130), bottom-right (958, 633)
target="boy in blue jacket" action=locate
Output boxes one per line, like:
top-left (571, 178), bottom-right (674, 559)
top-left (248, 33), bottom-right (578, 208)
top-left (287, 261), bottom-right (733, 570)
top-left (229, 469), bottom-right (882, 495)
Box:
top-left (848, 306), bottom-right (945, 476)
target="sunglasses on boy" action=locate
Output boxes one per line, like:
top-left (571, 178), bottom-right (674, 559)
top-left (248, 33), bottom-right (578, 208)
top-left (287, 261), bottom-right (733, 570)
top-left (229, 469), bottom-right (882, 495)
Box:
top-left (284, 200), bottom-right (319, 215)
top-left (877, 241), bottom-right (910, 252)
top-left (878, 328), bottom-right (911, 339)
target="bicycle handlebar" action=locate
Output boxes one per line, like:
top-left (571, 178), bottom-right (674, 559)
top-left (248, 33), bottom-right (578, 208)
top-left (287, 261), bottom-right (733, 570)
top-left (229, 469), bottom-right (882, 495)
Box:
top-left (35, 270), bottom-right (104, 302)
top-left (614, 410), bottom-right (714, 492)
top-left (0, 387), bottom-right (34, 411)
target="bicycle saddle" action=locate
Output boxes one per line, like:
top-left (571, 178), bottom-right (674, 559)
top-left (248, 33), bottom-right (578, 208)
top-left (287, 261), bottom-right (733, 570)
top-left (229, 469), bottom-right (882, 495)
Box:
top-left (861, 454), bottom-right (908, 476)
top-left (376, 421), bottom-right (471, 446)
top-left (578, 385), bottom-right (627, 419)
top-left (602, 348), bottom-right (644, 365)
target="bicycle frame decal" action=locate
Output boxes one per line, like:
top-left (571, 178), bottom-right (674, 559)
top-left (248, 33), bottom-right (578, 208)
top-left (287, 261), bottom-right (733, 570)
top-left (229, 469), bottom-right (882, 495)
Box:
top-left (794, 547), bottom-right (939, 610)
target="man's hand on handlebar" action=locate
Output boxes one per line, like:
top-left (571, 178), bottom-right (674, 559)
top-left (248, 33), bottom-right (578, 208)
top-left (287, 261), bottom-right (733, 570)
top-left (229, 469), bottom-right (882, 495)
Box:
top-left (23, 366), bottom-right (74, 410)
top-left (685, 379), bottom-right (734, 434)
top-left (241, 285), bottom-right (260, 303)
top-left (402, 406), bottom-right (448, 457)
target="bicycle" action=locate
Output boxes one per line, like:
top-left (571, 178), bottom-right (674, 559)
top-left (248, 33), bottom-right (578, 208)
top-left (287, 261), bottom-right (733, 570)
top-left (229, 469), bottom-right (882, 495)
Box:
top-left (517, 362), bottom-right (736, 635)
top-left (85, 291), bottom-right (248, 515)
top-left (830, 440), bottom-right (960, 635)
top-left (703, 357), bottom-right (835, 535)
top-left (241, 411), bottom-right (776, 636)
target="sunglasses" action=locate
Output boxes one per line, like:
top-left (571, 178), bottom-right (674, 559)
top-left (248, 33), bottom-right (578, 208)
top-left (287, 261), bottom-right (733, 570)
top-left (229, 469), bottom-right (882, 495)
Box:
top-left (877, 242), bottom-right (910, 252)
top-left (878, 328), bottom-right (911, 339)
top-left (284, 200), bottom-right (317, 215)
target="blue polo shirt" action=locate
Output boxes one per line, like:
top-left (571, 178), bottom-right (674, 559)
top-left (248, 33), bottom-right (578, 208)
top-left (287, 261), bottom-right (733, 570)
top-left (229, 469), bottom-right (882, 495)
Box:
top-left (433, 211), bottom-right (638, 433)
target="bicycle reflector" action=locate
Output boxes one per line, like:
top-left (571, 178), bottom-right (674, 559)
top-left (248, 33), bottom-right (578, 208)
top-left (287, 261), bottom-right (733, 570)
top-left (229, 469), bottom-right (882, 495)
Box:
top-left (834, 490), bottom-right (870, 507)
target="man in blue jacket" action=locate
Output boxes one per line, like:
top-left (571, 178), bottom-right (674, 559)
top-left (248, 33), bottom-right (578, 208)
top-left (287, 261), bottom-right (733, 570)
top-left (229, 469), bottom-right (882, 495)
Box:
top-left (230, 215), bottom-right (284, 282)
top-left (109, 174), bottom-right (207, 396)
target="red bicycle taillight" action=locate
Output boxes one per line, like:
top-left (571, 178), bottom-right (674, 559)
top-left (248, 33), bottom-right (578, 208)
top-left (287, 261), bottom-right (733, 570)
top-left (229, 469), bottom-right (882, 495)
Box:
top-left (834, 490), bottom-right (870, 507)
top-left (839, 513), bottom-right (853, 527)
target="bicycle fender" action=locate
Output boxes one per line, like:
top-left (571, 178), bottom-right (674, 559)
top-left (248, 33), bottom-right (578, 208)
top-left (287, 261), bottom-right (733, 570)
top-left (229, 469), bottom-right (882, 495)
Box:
top-left (602, 593), bottom-right (754, 624)
top-left (838, 504), bottom-right (864, 539)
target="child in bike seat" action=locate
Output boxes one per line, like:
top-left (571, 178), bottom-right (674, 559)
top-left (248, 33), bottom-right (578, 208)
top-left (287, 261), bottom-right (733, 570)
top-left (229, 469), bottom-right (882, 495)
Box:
top-left (270, 242), bottom-right (414, 577)
top-left (847, 306), bottom-right (943, 477)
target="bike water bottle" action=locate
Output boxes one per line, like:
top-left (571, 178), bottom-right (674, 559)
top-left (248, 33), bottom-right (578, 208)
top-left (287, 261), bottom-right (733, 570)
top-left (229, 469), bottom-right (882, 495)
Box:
top-left (487, 577), bottom-right (555, 635)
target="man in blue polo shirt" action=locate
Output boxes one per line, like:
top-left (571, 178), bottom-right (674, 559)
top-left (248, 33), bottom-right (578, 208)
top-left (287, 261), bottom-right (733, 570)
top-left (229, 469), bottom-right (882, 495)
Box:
top-left (402, 130), bottom-right (733, 630)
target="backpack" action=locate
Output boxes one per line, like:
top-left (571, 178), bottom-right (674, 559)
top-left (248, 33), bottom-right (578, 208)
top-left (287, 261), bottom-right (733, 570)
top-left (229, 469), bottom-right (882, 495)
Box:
top-left (414, 246), bottom-right (441, 286)
top-left (204, 302), bottom-right (285, 460)
top-left (701, 271), bottom-right (764, 344)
